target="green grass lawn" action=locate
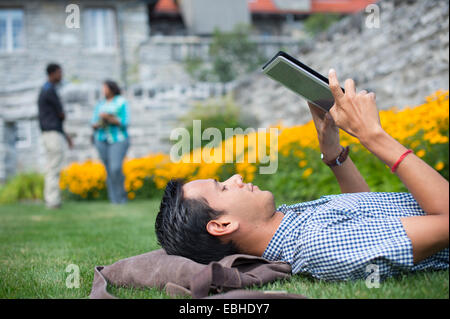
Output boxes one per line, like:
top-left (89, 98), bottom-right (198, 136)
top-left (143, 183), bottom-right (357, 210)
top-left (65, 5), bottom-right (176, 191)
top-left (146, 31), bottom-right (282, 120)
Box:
top-left (0, 199), bottom-right (448, 299)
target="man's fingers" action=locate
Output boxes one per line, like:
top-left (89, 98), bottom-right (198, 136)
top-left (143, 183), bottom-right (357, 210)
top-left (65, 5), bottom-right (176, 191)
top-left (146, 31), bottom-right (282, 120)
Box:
top-left (357, 90), bottom-right (367, 96)
top-left (344, 79), bottom-right (356, 97)
top-left (328, 69), bottom-right (344, 102)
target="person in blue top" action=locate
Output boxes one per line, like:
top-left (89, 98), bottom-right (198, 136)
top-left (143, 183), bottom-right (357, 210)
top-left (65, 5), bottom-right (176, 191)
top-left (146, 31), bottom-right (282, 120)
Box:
top-left (155, 70), bottom-right (449, 282)
top-left (91, 80), bottom-right (130, 204)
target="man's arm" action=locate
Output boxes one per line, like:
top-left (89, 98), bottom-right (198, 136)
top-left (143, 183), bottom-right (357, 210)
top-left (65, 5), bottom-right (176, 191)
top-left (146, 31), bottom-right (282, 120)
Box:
top-left (308, 102), bottom-right (370, 193)
top-left (48, 86), bottom-right (65, 120)
top-left (48, 86), bottom-right (74, 148)
top-left (326, 148), bottom-right (370, 193)
top-left (328, 69), bottom-right (449, 263)
top-left (360, 129), bottom-right (449, 262)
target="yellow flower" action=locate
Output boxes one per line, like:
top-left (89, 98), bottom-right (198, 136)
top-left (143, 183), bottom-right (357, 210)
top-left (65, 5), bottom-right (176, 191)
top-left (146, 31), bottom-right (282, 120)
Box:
top-left (434, 161), bottom-right (445, 171)
top-left (293, 150), bottom-right (305, 158)
top-left (134, 179), bottom-right (144, 189)
top-left (298, 160), bottom-right (308, 168)
top-left (416, 149), bottom-right (426, 158)
top-left (439, 136), bottom-right (449, 143)
top-left (410, 140), bottom-right (421, 149)
top-left (59, 90), bottom-right (449, 200)
top-left (302, 168), bottom-right (313, 179)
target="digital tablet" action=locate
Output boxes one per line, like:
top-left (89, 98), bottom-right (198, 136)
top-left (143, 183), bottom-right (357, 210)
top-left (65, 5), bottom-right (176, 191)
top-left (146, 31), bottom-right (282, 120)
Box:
top-left (262, 51), bottom-right (343, 112)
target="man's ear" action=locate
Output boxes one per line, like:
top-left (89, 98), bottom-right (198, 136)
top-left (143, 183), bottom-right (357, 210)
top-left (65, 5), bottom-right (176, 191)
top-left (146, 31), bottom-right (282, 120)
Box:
top-left (206, 216), bottom-right (239, 237)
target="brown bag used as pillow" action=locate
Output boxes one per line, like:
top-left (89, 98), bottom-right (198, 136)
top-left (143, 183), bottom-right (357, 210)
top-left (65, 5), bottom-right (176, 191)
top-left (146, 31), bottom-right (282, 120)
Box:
top-left (89, 249), bottom-right (307, 299)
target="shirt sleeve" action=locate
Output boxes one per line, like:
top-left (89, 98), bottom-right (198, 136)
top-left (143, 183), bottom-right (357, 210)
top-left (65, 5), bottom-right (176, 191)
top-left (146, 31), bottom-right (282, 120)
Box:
top-left (48, 86), bottom-right (64, 117)
top-left (117, 99), bottom-right (130, 127)
top-left (91, 102), bottom-right (101, 125)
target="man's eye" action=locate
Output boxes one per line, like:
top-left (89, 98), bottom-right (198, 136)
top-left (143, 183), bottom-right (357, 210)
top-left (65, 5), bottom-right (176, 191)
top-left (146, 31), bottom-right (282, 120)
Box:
top-left (222, 186), bottom-right (227, 191)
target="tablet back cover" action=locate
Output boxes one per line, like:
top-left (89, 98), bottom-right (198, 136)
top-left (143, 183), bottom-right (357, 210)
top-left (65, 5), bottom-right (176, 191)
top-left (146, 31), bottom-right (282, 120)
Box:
top-left (263, 56), bottom-right (335, 111)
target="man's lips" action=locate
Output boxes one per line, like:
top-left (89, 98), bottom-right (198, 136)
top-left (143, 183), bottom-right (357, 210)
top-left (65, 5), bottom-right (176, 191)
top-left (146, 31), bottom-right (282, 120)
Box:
top-left (247, 183), bottom-right (259, 192)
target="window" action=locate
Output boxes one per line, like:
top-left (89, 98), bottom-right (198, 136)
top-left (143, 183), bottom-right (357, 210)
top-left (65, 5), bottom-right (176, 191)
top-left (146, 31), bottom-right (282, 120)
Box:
top-left (0, 9), bottom-right (25, 52)
top-left (84, 8), bottom-right (116, 51)
top-left (15, 120), bottom-right (32, 149)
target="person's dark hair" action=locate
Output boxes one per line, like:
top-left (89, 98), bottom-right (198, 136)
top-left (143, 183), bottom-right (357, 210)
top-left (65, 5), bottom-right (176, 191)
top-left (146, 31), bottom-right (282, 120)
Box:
top-left (46, 63), bottom-right (61, 75)
top-left (103, 80), bottom-right (121, 97)
top-left (155, 179), bottom-right (239, 264)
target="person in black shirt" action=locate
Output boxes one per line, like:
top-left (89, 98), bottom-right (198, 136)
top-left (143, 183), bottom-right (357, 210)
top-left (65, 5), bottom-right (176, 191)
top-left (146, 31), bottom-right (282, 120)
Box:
top-left (38, 63), bottom-right (73, 209)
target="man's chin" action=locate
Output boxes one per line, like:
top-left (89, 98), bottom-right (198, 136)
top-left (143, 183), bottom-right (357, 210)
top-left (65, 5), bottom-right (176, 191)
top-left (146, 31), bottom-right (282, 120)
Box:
top-left (263, 190), bottom-right (276, 213)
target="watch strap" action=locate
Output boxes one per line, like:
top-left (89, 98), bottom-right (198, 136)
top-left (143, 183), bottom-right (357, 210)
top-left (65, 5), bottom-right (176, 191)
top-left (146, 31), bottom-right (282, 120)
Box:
top-left (322, 146), bottom-right (350, 167)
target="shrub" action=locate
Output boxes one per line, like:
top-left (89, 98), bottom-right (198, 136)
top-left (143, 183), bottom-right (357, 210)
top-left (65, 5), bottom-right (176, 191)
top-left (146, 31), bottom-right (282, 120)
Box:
top-left (0, 173), bottom-right (44, 204)
top-left (303, 13), bottom-right (344, 36)
top-left (183, 24), bottom-right (265, 83)
top-left (177, 94), bottom-right (259, 149)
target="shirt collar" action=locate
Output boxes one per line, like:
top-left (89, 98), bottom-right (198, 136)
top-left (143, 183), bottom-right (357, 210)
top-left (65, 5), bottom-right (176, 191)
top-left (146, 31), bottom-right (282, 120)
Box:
top-left (261, 210), bottom-right (298, 261)
top-left (262, 195), bottom-right (336, 261)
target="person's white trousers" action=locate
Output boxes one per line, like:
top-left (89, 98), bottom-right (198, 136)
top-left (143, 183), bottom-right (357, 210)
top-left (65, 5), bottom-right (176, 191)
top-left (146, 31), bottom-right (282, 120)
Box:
top-left (42, 131), bottom-right (65, 207)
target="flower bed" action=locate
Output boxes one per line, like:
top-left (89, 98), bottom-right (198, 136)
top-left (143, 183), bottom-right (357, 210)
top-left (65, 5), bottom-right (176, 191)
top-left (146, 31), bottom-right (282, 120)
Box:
top-left (59, 91), bottom-right (449, 202)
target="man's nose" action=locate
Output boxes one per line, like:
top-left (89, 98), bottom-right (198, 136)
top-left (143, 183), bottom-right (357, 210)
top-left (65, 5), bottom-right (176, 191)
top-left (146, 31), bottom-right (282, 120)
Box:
top-left (232, 174), bottom-right (244, 187)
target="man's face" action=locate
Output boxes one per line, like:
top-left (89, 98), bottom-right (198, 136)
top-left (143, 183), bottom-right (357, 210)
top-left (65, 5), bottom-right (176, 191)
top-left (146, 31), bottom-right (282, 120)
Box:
top-left (51, 68), bottom-right (62, 83)
top-left (183, 174), bottom-right (276, 225)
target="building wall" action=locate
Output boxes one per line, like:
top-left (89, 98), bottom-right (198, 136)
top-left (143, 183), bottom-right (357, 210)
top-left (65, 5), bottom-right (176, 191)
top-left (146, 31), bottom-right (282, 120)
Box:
top-left (0, 0), bottom-right (302, 182)
top-left (179, 0), bottom-right (250, 35)
top-left (3, 0), bottom-right (446, 183)
top-left (234, 0), bottom-right (450, 128)
top-left (0, 0), bottom-right (149, 182)
top-left (0, 0), bottom-right (148, 91)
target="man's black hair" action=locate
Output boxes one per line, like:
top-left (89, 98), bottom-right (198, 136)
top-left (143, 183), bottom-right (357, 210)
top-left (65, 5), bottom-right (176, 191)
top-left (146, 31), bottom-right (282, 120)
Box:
top-left (155, 179), bottom-right (239, 264)
top-left (46, 63), bottom-right (61, 76)
top-left (103, 80), bottom-right (121, 97)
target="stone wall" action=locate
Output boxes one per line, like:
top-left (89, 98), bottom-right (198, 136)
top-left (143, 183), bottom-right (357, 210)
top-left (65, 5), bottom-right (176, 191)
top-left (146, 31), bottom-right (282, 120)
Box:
top-left (63, 81), bottom-right (236, 161)
top-left (0, 26), bottom-right (301, 182)
top-left (233, 0), bottom-right (450, 128)
top-left (0, 80), bottom-right (236, 181)
top-left (1, 0), bottom-right (448, 182)
top-left (0, 0), bottom-right (148, 90)
top-left (0, 0), bottom-right (149, 181)
top-left (138, 35), bottom-right (303, 84)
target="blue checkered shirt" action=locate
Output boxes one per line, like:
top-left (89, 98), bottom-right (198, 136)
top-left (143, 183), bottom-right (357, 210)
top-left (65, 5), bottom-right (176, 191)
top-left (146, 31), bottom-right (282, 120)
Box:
top-left (262, 192), bottom-right (449, 281)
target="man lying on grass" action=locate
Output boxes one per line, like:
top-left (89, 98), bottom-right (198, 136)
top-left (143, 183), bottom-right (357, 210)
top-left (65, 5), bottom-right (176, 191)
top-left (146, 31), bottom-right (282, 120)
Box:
top-left (155, 69), bottom-right (449, 281)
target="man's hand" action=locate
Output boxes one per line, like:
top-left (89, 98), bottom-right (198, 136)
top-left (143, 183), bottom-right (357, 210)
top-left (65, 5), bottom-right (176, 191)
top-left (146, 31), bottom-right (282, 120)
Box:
top-left (65, 133), bottom-right (74, 149)
top-left (328, 69), bottom-right (383, 143)
top-left (307, 101), bottom-right (342, 161)
top-left (308, 77), bottom-right (372, 194)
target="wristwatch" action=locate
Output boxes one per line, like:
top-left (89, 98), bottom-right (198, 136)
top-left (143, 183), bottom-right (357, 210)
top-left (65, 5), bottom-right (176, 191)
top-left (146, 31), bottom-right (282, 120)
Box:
top-left (321, 146), bottom-right (350, 167)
